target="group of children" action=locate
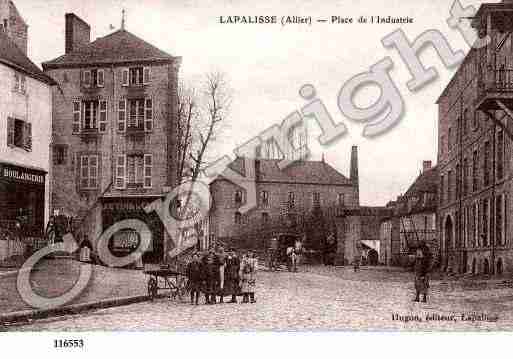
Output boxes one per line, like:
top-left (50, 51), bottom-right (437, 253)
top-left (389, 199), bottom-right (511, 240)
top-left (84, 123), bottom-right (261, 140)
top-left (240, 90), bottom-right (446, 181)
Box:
top-left (186, 247), bottom-right (258, 305)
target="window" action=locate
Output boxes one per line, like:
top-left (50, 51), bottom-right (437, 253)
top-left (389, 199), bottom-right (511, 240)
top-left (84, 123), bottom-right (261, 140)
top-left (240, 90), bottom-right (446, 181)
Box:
top-left (288, 191), bottom-right (295, 208)
top-left (463, 109), bottom-right (468, 135)
top-left (448, 127), bottom-right (452, 151)
top-left (440, 175), bottom-right (444, 204)
top-left (7, 118), bottom-right (31, 151)
top-left (338, 193), bottom-right (345, 207)
top-left (74, 100), bottom-right (107, 132)
top-left (447, 170), bottom-right (452, 202)
top-left (463, 158), bottom-right (469, 195)
top-left (80, 155), bottom-right (99, 189)
top-left (126, 98), bottom-right (153, 131)
top-left (484, 141), bottom-right (491, 187)
top-left (262, 212), bottom-right (269, 223)
top-left (472, 150), bottom-right (478, 192)
top-left (473, 111), bottom-right (479, 130)
top-left (482, 198), bottom-right (489, 247)
top-left (234, 190), bottom-right (243, 205)
top-left (497, 129), bottom-right (504, 180)
top-left (313, 192), bottom-right (321, 208)
top-left (261, 190), bottom-right (269, 207)
top-left (53, 145), bottom-right (68, 165)
top-left (122, 66), bottom-right (151, 86)
top-left (440, 135), bottom-right (445, 155)
top-left (115, 154), bottom-right (127, 189)
top-left (13, 72), bottom-right (26, 94)
top-left (235, 212), bottom-right (242, 225)
top-left (82, 69), bottom-right (104, 88)
top-left (127, 156), bottom-right (144, 186)
top-left (72, 101), bottom-right (81, 133)
top-left (496, 195), bottom-right (503, 246)
top-left (118, 99), bottom-right (126, 132)
top-left (143, 154), bottom-right (152, 188)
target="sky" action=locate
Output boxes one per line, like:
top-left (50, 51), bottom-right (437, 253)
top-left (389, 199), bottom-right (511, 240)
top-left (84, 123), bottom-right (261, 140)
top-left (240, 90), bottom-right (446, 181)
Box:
top-left (14, 0), bottom-right (491, 206)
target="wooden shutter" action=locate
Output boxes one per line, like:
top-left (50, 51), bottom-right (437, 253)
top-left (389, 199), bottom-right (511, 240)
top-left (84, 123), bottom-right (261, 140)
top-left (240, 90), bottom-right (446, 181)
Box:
top-left (122, 68), bottom-right (129, 86)
top-left (99, 100), bottom-right (107, 132)
top-left (115, 154), bottom-right (126, 189)
top-left (89, 155), bottom-right (98, 188)
top-left (143, 154), bottom-right (152, 188)
top-left (72, 101), bottom-right (81, 133)
top-left (143, 67), bottom-right (150, 84)
top-left (118, 99), bottom-right (126, 132)
top-left (97, 69), bottom-right (105, 87)
top-left (24, 122), bottom-right (32, 151)
top-left (80, 155), bottom-right (89, 189)
top-left (83, 70), bottom-right (91, 88)
top-left (144, 98), bottom-right (153, 131)
top-left (7, 117), bottom-right (14, 146)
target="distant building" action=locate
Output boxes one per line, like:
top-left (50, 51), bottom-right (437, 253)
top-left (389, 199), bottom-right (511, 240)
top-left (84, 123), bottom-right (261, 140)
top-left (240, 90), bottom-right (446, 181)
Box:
top-left (42, 14), bottom-right (181, 263)
top-left (209, 146), bottom-right (360, 251)
top-left (380, 161), bottom-right (438, 267)
top-left (0, 1), bottom-right (55, 260)
top-left (437, 0), bottom-right (513, 275)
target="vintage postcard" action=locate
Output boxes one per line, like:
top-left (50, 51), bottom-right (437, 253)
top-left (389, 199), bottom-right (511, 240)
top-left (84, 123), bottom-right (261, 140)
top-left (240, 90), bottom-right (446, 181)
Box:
top-left (1, 0), bottom-right (513, 354)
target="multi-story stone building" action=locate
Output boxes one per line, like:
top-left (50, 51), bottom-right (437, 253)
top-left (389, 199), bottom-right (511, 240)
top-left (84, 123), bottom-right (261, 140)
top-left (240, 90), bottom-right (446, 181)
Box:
top-left (437, 0), bottom-right (513, 275)
top-left (209, 146), bottom-right (360, 251)
top-left (0, 1), bottom-right (54, 261)
top-left (380, 161), bottom-right (438, 267)
top-left (42, 14), bottom-right (181, 263)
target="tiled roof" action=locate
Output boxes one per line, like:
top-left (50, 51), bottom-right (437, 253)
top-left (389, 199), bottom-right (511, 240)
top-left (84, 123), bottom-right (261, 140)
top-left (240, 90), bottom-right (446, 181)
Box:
top-left (0, 31), bottom-right (55, 85)
top-left (393, 166), bottom-right (438, 216)
top-left (404, 166), bottom-right (438, 197)
top-left (219, 157), bottom-right (353, 186)
top-left (42, 29), bottom-right (175, 69)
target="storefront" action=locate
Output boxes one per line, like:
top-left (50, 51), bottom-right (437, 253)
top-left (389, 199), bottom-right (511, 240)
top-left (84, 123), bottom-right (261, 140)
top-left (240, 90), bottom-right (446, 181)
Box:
top-left (0, 162), bottom-right (46, 237)
top-left (101, 196), bottom-right (165, 265)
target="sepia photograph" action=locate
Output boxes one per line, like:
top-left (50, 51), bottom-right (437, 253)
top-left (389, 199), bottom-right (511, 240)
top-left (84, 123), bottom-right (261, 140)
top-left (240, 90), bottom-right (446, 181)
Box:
top-left (1, 0), bottom-right (513, 355)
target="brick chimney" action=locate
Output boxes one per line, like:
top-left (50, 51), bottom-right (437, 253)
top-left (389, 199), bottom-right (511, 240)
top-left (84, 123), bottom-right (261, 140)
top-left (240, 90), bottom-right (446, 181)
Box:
top-left (422, 160), bottom-right (432, 173)
top-left (65, 13), bottom-right (90, 54)
top-left (350, 145), bottom-right (359, 205)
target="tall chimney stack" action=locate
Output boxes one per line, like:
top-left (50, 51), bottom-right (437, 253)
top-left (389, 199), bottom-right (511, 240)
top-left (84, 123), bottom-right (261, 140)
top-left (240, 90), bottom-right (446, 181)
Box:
top-left (65, 13), bottom-right (90, 54)
top-left (350, 145), bottom-right (359, 205)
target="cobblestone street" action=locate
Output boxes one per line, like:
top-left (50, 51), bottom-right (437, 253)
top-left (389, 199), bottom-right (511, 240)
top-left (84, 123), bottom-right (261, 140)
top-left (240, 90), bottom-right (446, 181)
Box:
top-left (10, 266), bottom-right (513, 331)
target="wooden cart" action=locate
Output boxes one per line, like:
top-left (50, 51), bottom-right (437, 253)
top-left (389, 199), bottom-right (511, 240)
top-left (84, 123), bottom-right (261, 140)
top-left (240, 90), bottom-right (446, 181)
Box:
top-left (144, 267), bottom-right (188, 301)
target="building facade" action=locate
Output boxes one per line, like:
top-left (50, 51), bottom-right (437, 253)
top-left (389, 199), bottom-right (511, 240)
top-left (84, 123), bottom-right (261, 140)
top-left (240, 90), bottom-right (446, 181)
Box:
top-left (437, 0), bottom-right (513, 275)
top-left (42, 14), bottom-right (181, 263)
top-left (209, 147), bottom-right (360, 251)
top-left (0, 2), bottom-right (54, 261)
top-left (380, 161), bottom-right (438, 267)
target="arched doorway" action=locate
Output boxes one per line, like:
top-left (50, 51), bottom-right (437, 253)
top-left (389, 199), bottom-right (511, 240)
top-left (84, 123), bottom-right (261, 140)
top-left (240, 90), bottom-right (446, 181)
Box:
top-left (471, 258), bottom-right (476, 275)
top-left (497, 258), bottom-right (503, 275)
top-left (483, 258), bottom-right (490, 275)
top-left (444, 216), bottom-right (453, 270)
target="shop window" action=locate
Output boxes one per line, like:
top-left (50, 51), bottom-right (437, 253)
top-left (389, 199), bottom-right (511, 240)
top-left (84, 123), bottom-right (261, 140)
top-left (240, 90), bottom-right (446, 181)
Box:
top-left (79, 155), bottom-right (99, 189)
top-left (7, 117), bottom-right (31, 151)
top-left (53, 145), bottom-right (68, 165)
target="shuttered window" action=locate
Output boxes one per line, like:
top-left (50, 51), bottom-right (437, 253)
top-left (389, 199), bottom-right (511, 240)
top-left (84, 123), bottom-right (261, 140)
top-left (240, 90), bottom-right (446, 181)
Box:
top-left (118, 99), bottom-right (126, 132)
top-left (143, 67), bottom-right (151, 84)
top-left (83, 70), bottom-right (91, 88)
top-left (72, 101), bottom-right (81, 133)
top-left (97, 69), bottom-right (105, 87)
top-left (144, 98), bottom-right (153, 131)
top-left (6, 118), bottom-right (31, 151)
top-left (115, 154), bottom-right (127, 189)
top-left (122, 68), bottom-right (129, 87)
top-left (99, 100), bottom-right (108, 132)
top-left (144, 154), bottom-right (152, 188)
top-left (80, 155), bottom-right (99, 189)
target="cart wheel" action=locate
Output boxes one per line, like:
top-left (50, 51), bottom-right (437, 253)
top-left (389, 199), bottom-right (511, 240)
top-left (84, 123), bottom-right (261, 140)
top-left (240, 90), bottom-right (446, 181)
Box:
top-left (148, 277), bottom-right (158, 300)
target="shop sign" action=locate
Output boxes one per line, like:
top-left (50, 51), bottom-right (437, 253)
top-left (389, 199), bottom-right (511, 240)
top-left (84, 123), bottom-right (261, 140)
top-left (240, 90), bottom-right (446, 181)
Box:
top-left (0, 163), bottom-right (45, 185)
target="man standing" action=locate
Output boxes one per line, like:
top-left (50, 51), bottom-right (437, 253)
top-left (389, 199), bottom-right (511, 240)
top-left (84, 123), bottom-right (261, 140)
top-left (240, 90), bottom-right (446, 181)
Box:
top-left (186, 253), bottom-right (203, 305)
top-left (217, 246), bottom-right (227, 303)
top-left (414, 242), bottom-right (432, 303)
top-left (224, 249), bottom-right (240, 303)
top-left (203, 249), bottom-right (219, 304)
